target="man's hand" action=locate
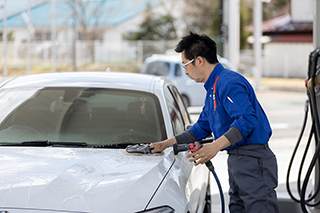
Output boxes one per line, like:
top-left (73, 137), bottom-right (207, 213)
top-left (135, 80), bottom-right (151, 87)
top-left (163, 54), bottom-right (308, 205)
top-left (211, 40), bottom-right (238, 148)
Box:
top-left (187, 136), bottom-right (231, 166)
top-left (149, 141), bottom-right (168, 153)
top-left (150, 137), bottom-right (177, 153)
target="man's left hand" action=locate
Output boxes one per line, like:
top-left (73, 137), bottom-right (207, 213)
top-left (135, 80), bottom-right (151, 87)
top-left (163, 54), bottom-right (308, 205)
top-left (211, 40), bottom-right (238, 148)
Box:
top-left (187, 136), bottom-right (231, 166)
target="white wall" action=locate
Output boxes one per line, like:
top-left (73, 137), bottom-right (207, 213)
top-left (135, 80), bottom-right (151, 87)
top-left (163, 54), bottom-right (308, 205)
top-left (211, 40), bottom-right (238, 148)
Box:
top-left (291, 0), bottom-right (313, 22)
top-left (259, 0), bottom-right (314, 78)
top-left (13, 29), bottom-right (28, 44)
top-left (262, 42), bottom-right (313, 78)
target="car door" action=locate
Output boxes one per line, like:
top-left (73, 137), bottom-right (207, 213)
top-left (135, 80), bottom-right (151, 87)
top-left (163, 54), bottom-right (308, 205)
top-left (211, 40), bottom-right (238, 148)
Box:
top-left (165, 84), bottom-right (209, 213)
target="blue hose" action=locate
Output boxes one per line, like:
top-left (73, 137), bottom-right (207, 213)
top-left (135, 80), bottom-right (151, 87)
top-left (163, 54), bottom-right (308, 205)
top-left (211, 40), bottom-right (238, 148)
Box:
top-left (173, 142), bottom-right (225, 212)
top-left (205, 161), bottom-right (225, 213)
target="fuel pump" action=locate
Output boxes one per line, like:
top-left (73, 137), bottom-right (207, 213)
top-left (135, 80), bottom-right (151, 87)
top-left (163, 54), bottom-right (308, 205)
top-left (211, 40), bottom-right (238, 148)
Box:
top-left (286, 48), bottom-right (320, 212)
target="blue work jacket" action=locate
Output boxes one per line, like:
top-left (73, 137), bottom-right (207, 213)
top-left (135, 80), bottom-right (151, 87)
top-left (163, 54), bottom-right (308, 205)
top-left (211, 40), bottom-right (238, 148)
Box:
top-left (189, 63), bottom-right (272, 150)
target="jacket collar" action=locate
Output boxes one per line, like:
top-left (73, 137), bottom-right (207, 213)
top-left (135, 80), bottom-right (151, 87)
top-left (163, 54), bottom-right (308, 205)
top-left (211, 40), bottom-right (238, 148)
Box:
top-left (204, 63), bottom-right (224, 91)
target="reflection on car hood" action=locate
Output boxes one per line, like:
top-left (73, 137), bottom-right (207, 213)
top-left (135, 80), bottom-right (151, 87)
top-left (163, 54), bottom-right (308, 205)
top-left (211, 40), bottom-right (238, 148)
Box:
top-left (0, 147), bottom-right (174, 213)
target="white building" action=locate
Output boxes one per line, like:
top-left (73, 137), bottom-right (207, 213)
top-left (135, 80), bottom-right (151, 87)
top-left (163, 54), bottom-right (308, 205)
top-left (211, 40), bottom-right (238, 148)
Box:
top-left (261, 0), bottom-right (313, 78)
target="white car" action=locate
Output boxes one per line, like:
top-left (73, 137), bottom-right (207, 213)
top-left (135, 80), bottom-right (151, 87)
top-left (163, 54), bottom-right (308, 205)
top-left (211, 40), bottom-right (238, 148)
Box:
top-left (0, 72), bottom-right (210, 213)
top-left (141, 54), bottom-right (256, 107)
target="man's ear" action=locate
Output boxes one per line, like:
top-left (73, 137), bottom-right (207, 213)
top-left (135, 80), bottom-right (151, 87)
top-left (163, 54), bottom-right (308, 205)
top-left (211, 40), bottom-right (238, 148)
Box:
top-left (197, 56), bottom-right (205, 67)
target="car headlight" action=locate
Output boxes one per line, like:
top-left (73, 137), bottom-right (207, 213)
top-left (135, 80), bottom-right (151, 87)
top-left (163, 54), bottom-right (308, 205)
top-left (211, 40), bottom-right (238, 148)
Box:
top-left (135, 205), bottom-right (175, 213)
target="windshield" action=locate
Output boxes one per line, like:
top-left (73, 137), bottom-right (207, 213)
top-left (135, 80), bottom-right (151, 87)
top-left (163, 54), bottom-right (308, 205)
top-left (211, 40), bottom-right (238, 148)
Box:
top-left (144, 61), bottom-right (170, 76)
top-left (0, 87), bottom-right (166, 145)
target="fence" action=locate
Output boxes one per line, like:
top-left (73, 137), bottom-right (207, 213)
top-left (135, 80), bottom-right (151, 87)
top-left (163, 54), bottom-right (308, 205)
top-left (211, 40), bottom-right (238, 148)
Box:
top-left (0, 40), bottom-right (178, 75)
top-left (0, 40), bottom-right (311, 78)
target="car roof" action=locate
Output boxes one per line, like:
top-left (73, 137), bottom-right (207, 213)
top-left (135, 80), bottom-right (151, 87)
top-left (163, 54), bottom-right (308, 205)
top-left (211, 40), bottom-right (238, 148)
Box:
top-left (144, 54), bottom-right (237, 70)
top-left (0, 72), bottom-right (171, 93)
top-left (145, 54), bottom-right (182, 63)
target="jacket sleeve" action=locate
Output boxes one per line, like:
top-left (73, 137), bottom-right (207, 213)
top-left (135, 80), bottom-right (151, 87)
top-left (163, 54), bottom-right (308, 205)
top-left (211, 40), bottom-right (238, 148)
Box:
top-left (175, 130), bottom-right (197, 144)
top-left (188, 107), bottom-right (212, 141)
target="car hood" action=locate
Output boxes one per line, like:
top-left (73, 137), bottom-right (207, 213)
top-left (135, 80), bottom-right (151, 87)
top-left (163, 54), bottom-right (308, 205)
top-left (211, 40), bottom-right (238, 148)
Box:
top-left (0, 147), bottom-right (174, 213)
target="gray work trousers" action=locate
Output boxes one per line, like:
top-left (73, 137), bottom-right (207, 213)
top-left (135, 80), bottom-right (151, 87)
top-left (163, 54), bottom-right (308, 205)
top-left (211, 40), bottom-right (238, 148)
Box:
top-left (227, 144), bottom-right (279, 213)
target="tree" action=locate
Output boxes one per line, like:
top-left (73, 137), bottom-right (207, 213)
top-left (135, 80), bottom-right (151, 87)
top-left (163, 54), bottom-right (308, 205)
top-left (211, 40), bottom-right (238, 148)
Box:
top-left (63, 0), bottom-right (107, 70)
top-left (124, 0), bottom-right (178, 41)
top-left (65, 0), bottom-right (106, 40)
top-left (183, 0), bottom-right (219, 36)
top-left (262, 0), bottom-right (290, 20)
top-left (125, 13), bottom-right (177, 40)
top-left (240, 0), bottom-right (253, 49)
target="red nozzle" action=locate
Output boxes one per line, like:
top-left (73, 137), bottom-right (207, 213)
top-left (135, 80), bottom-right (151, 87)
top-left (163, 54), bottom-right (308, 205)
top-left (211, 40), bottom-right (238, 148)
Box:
top-left (189, 142), bottom-right (203, 152)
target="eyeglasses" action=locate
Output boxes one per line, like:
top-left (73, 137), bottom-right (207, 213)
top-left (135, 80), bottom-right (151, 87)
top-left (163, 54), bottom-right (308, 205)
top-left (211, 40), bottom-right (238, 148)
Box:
top-left (182, 57), bottom-right (196, 69)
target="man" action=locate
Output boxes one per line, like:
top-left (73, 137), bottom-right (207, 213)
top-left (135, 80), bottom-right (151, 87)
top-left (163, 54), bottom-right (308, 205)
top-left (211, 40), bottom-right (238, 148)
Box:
top-left (150, 32), bottom-right (279, 213)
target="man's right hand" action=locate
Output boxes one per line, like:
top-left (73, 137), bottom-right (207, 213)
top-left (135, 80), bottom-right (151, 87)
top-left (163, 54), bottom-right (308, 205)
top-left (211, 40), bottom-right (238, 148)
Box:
top-left (150, 137), bottom-right (177, 153)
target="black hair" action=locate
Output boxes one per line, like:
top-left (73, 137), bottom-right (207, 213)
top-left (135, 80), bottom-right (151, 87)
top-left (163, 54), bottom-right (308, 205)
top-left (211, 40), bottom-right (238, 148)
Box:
top-left (175, 32), bottom-right (219, 64)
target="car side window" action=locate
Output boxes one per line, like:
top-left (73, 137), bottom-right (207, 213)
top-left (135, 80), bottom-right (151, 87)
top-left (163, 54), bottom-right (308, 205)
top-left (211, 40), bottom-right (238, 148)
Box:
top-left (165, 87), bottom-right (185, 135)
top-left (145, 61), bottom-right (170, 76)
top-left (168, 85), bottom-right (191, 124)
top-left (174, 63), bottom-right (181, 76)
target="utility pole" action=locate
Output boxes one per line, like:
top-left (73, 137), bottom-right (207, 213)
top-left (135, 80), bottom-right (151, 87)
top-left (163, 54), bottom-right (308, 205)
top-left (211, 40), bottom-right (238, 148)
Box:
top-left (219, 0), bottom-right (224, 56)
top-left (51, 0), bottom-right (56, 72)
top-left (72, 3), bottom-right (77, 72)
top-left (2, 0), bottom-right (7, 77)
top-left (72, 22), bottom-right (77, 71)
top-left (27, 0), bottom-right (31, 75)
top-left (314, 0), bottom-right (320, 48)
top-left (228, 0), bottom-right (240, 70)
top-left (253, 0), bottom-right (262, 88)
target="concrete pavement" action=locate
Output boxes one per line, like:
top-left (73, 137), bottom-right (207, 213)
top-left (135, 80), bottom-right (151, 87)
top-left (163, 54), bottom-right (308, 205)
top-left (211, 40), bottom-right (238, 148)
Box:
top-left (255, 77), bottom-right (306, 92)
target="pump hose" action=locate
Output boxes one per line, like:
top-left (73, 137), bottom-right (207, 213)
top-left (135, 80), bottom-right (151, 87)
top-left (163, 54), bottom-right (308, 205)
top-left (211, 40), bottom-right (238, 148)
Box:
top-left (205, 160), bottom-right (225, 213)
top-left (286, 99), bottom-right (311, 202)
top-left (300, 134), bottom-right (320, 212)
top-left (300, 49), bottom-right (320, 212)
top-left (285, 98), bottom-right (320, 204)
top-left (297, 124), bottom-right (316, 200)
top-left (286, 49), bottom-right (320, 212)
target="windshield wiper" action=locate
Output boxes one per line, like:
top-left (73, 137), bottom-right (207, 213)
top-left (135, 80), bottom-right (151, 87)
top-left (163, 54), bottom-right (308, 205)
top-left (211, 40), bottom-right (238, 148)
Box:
top-left (91, 142), bottom-right (138, 149)
top-left (0, 140), bottom-right (88, 147)
top-left (0, 141), bottom-right (144, 149)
